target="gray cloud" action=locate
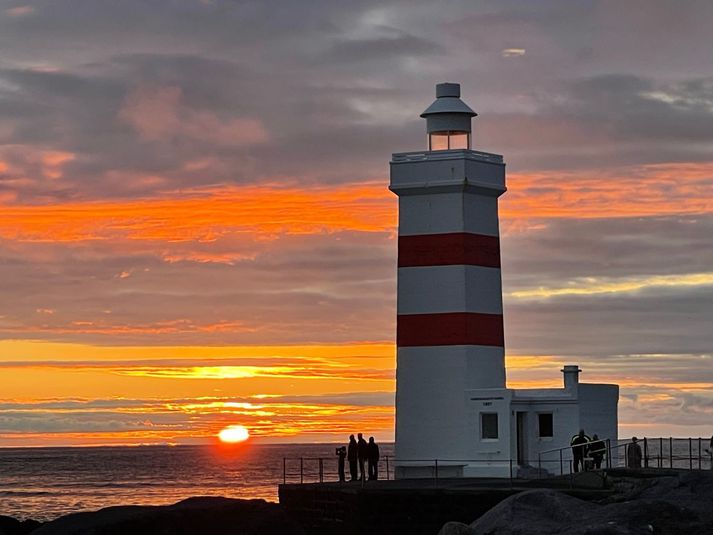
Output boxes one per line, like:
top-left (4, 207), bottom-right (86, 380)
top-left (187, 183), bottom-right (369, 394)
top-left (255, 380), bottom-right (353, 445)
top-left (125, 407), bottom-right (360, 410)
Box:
top-left (0, 1), bottom-right (712, 201)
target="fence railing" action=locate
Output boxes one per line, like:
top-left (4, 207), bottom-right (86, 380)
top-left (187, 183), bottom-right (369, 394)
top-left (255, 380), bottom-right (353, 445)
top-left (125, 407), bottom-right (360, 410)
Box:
top-left (538, 438), bottom-right (614, 476)
top-left (633, 437), bottom-right (711, 470)
top-left (282, 456), bottom-right (394, 485)
top-left (538, 437), bottom-right (713, 474)
top-left (282, 438), bottom-right (713, 486)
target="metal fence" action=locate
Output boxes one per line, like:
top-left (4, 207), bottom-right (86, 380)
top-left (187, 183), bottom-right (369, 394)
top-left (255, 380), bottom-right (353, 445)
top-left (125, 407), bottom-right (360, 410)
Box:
top-left (282, 456), bottom-right (393, 484)
top-left (627, 437), bottom-right (712, 470)
top-left (538, 437), bottom-right (713, 474)
top-left (283, 438), bottom-right (713, 485)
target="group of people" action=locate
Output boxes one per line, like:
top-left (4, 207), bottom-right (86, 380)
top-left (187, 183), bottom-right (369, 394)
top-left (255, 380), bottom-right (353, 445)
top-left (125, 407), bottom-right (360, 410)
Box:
top-left (570, 429), bottom-right (607, 472)
top-left (335, 434), bottom-right (380, 482)
top-left (571, 430), bottom-right (647, 471)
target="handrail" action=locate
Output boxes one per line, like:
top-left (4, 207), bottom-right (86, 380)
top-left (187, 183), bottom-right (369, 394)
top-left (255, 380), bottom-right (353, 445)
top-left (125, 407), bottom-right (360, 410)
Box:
top-left (539, 438), bottom-right (609, 456)
top-left (282, 438), bottom-right (713, 485)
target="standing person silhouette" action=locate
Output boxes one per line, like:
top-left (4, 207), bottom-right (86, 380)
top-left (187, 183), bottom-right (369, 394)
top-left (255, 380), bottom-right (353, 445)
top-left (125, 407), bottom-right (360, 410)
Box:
top-left (336, 445), bottom-right (347, 482)
top-left (589, 434), bottom-right (605, 469)
top-left (357, 433), bottom-right (368, 481)
top-left (571, 429), bottom-right (589, 473)
top-left (627, 437), bottom-right (642, 468)
top-left (367, 437), bottom-right (380, 480)
top-left (347, 435), bottom-right (358, 481)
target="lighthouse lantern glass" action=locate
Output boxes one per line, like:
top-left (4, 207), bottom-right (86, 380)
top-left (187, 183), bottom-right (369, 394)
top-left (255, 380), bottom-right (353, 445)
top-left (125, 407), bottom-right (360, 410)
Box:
top-left (428, 130), bottom-right (470, 151)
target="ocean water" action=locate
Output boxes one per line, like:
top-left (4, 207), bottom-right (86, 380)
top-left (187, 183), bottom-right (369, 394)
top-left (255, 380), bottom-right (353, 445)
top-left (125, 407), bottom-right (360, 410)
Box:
top-left (1, 439), bottom-right (708, 522)
top-left (0, 443), bottom-right (393, 522)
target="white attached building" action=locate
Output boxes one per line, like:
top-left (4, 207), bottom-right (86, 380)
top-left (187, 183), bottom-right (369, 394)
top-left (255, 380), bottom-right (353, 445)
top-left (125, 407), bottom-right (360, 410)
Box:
top-left (391, 83), bottom-right (619, 478)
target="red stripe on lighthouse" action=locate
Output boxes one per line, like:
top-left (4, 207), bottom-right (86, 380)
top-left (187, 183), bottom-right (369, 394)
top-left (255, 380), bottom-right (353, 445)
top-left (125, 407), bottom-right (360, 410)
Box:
top-left (398, 233), bottom-right (501, 268)
top-left (397, 312), bottom-right (504, 347)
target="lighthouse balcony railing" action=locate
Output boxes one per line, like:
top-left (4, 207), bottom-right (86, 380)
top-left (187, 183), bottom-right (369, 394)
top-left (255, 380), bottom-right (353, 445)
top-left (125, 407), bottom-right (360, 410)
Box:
top-left (391, 148), bottom-right (503, 164)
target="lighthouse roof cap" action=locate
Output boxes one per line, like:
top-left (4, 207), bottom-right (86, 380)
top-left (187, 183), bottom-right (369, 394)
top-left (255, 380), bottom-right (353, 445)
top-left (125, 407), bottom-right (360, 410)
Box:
top-left (420, 82), bottom-right (477, 118)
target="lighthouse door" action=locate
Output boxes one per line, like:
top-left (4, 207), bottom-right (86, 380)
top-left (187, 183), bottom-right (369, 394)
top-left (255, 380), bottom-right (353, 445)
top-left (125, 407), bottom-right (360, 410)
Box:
top-left (516, 412), bottom-right (527, 465)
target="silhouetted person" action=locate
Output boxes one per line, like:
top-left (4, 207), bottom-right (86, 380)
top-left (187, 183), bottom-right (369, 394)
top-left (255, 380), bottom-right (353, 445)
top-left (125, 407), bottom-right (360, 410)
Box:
top-left (357, 433), bottom-right (368, 481)
top-left (367, 437), bottom-right (380, 480)
top-left (571, 429), bottom-right (589, 473)
top-left (627, 437), bottom-right (642, 468)
top-left (590, 434), bottom-right (605, 469)
top-left (336, 445), bottom-right (347, 482)
top-left (347, 435), bottom-right (358, 481)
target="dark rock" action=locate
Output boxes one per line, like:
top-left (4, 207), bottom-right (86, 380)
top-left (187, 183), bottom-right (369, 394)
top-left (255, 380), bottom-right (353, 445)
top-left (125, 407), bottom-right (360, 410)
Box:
top-left (0, 515), bottom-right (42, 535)
top-left (454, 472), bottom-right (713, 535)
top-left (437, 521), bottom-right (475, 535)
top-left (29, 497), bottom-right (304, 535)
top-left (468, 489), bottom-right (592, 534)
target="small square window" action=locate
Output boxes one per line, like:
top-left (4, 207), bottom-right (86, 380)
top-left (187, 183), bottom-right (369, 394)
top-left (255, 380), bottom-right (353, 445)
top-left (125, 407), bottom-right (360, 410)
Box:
top-left (481, 413), bottom-right (498, 439)
top-left (538, 413), bottom-right (553, 438)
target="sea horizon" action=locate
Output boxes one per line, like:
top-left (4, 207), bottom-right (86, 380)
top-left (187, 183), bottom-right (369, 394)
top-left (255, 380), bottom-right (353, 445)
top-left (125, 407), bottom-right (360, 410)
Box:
top-left (0, 442), bottom-right (395, 522)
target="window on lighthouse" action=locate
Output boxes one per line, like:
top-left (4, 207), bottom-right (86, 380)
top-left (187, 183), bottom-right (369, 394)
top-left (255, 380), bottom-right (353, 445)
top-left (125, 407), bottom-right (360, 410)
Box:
top-left (429, 131), bottom-right (470, 151)
top-left (481, 413), bottom-right (499, 439)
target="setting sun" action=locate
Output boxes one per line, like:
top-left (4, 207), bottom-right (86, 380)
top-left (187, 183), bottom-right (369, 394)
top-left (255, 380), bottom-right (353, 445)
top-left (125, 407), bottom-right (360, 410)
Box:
top-left (218, 425), bottom-right (250, 443)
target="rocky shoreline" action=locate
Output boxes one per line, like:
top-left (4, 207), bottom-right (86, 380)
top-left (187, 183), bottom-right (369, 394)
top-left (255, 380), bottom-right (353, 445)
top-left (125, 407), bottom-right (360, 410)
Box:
top-left (2, 470), bottom-right (712, 535)
top-left (440, 469), bottom-right (713, 535)
top-left (0, 497), bottom-right (305, 535)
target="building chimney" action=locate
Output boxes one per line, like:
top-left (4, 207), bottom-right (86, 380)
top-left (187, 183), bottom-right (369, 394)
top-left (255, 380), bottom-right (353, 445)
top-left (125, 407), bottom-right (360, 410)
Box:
top-left (562, 365), bottom-right (581, 393)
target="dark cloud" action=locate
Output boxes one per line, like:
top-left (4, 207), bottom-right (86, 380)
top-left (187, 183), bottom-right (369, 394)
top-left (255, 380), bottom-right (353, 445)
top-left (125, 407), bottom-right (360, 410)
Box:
top-left (502, 215), bottom-right (713, 286)
top-left (505, 288), bottom-right (713, 357)
top-left (325, 32), bottom-right (443, 63)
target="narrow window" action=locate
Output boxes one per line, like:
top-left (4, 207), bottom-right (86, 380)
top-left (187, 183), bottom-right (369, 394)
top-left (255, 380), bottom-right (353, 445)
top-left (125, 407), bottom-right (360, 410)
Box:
top-left (481, 413), bottom-right (498, 439)
top-left (538, 413), bottom-right (553, 438)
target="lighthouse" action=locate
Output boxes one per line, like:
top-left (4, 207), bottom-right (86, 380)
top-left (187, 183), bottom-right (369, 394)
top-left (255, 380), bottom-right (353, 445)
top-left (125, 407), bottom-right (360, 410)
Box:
top-left (390, 83), bottom-right (618, 478)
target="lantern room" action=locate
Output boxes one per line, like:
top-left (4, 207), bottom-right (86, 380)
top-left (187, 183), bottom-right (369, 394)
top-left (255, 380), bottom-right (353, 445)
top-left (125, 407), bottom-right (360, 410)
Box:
top-left (420, 82), bottom-right (477, 151)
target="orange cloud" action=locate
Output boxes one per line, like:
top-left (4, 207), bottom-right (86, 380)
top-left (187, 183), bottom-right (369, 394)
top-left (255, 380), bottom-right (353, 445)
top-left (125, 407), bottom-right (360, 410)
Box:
top-left (2, 162), bottom-right (711, 254)
top-left (1, 319), bottom-right (255, 336)
top-left (0, 182), bottom-right (394, 247)
top-left (503, 163), bottom-right (713, 220)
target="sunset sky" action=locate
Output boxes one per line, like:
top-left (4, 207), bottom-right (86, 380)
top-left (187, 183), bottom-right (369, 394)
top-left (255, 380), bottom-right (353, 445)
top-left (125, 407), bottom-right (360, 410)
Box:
top-left (1, 0), bottom-right (712, 446)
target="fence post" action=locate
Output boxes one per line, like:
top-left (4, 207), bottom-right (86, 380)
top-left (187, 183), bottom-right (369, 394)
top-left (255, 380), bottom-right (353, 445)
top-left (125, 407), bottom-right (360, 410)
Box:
top-left (559, 449), bottom-right (563, 476)
top-left (386, 456), bottom-right (390, 480)
top-left (659, 437), bottom-right (663, 468)
top-left (569, 460), bottom-right (573, 488)
top-left (606, 439), bottom-right (611, 469)
top-left (538, 454), bottom-right (542, 478)
top-left (283, 457), bottom-right (287, 484)
top-left (689, 438), bottom-right (693, 470)
top-left (699, 438), bottom-right (702, 470)
top-left (434, 459), bottom-right (439, 485)
top-left (300, 457), bottom-right (304, 484)
top-left (319, 458), bottom-right (324, 483)
top-left (669, 437), bottom-right (673, 468)
top-left (643, 438), bottom-right (648, 468)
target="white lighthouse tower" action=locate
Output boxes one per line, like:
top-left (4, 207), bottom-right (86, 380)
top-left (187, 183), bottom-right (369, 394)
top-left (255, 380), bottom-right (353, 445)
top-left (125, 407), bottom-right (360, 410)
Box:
top-left (390, 83), bottom-right (618, 478)
top-left (390, 83), bottom-right (507, 476)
